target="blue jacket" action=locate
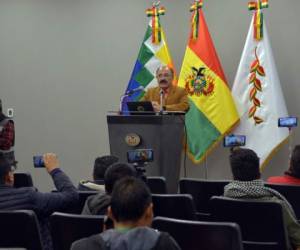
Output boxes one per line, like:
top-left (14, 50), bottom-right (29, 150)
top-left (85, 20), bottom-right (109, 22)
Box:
top-left (0, 168), bottom-right (79, 250)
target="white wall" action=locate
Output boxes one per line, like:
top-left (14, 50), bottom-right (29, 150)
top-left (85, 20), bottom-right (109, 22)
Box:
top-left (0, 0), bottom-right (299, 191)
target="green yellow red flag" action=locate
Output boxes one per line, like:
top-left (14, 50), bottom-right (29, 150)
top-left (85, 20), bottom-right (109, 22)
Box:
top-left (178, 0), bottom-right (239, 163)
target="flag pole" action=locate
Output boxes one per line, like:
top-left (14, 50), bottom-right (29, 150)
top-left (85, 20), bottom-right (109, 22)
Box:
top-left (204, 152), bottom-right (208, 179)
top-left (288, 128), bottom-right (293, 160)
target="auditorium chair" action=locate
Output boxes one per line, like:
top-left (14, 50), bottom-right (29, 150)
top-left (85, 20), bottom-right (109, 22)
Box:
top-left (152, 216), bottom-right (244, 250)
top-left (151, 194), bottom-right (197, 220)
top-left (0, 210), bottom-right (43, 250)
top-left (51, 190), bottom-right (98, 214)
top-left (179, 178), bottom-right (229, 217)
top-left (209, 196), bottom-right (289, 250)
top-left (14, 172), bottom-right (34, 188)
top-left (75, 190), bottom-right (98, 213)
top-left (50, 212), bottom-right (104, 250)
top-left (147, 176), bottom-right (167, 194)
top-left (265, 183), bottom-right (300, 220)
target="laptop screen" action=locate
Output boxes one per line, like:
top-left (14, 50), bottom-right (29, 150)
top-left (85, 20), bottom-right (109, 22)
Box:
top-left (126, 101), bottom-right (155, 115)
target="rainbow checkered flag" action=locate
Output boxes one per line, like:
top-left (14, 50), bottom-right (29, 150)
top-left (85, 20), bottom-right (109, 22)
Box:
top-left (178, 0), bottom-right (239, 163)
top-left (122, 3), bottom-right (176, 111)
top-left (232, 0), bottom-right (289, 168)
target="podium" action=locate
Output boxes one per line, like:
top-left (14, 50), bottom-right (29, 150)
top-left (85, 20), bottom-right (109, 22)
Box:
top-left (107, 113), bottom-right (185, 193)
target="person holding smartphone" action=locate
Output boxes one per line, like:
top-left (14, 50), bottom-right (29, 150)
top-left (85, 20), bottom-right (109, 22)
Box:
top-left (81, 162), bottom-right (136, 216)
top-left (0, 153), bottom-right (78, 250)
top-left (225, 148), bottom-right (300, 250)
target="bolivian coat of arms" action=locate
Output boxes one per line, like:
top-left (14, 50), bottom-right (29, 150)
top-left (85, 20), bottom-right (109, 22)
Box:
top-left (185, 67), bottom-right (215, 96)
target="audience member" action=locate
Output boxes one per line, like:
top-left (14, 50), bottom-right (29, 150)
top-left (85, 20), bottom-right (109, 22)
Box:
top-left (268, 145), bottom-right (300, 185)
top-left (0, 153), bottom-right (78, 250)
top-left (81, 162), bottom-right (136, 215)
top-left (224, 148), bottom-right (300, 250)
top-left (72, 176), bottom-right (181, 250)
top-left (0, 99), bottom-right (16, 166)
top-left (78, 155), bottom-right (119, 191)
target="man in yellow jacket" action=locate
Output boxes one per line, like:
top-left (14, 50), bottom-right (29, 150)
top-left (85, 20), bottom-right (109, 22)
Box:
top-left (142, 66), bottom-right (189, 112)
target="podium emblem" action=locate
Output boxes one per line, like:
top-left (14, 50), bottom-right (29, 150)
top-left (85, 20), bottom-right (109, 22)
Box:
top-left (125, 133), bottom-right (141, 147)
top-left (137, 105), bottom-right (145, 112)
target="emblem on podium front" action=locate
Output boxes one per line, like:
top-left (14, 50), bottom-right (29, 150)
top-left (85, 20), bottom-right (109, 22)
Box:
top-left (125, 133), bottom-right (141, 147)
top-left (137, 106), bottom-right (145, 112)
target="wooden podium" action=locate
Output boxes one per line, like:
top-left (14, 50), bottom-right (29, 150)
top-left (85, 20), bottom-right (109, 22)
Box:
top-left (107, 113), bottom-right (185, 193)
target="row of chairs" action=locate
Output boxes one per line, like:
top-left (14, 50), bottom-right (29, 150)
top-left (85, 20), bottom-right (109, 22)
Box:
top-left (0, 210), bottom-right (244, 250)
top-left (15, 173), bottom-right (300, 220)
top-left (10, 173), bottom-right (300, 250)
top-left (54, 196), bottom-right (289, 250)
top-left (179, 178), bottom-right (300, 221)
top-left (0, 196), bottom-right (288, 250)
top-left (13, 172), bottom-right (300, 219)
top-left (13, 172), bottom-right (167, 194)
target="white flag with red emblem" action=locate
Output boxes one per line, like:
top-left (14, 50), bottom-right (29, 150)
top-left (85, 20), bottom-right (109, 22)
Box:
top-left (231, 14), bottom-right (289, 168)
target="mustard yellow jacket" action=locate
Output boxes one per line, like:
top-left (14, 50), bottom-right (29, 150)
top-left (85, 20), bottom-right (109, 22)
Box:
top-left (142, 85), bottom-right (189, 112)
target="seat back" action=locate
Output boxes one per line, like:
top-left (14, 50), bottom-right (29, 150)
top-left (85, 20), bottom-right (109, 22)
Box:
top-left (0, 210), bottom-right (42, 250)
top-left (179, 178), bottom-right (229, 214)
top-left (152, 194), bottom-right (197, 220)
top-left (152, 216), bottom-right (243, 250)
top-left (265, 183), bottom-right (300, 220)
top-left (74, 191), bottom-right (99, 214)
top-left (14, 172), bottom-right (34, 188)
top-left (209, 196), bottom-right (289, 250)
top-left (147, 176), bottom-right (167, 194)
top-left (50, 212), bottom-right (104, 250)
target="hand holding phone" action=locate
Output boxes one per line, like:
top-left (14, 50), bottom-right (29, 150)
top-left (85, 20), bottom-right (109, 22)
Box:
top-left (43, 153), bottom-right (59, 173)
top-left (278, 117), bottom-right (297, 128)
top-left (33, 153), bottom-right (59, 173)
top-left (224, 135), bottom-right (246, 147)
top-left (127, 149), bottom-right (154, 163)
top-left (33, 156), bottom-right (45, 168)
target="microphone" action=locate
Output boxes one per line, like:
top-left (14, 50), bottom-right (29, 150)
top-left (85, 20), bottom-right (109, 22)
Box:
top-left (159, 88), bottom-right (164, 113)
top-left (125, 86), bottom-right (144, 95)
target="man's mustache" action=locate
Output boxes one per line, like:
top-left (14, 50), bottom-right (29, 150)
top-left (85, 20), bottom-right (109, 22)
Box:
top-left (159, 79), bottom-right (168, 84)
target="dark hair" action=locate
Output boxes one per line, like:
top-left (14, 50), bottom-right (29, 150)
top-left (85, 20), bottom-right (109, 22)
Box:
top-left (230, 148), bottom-right (260, 181)
top-left (0, 157), bottom-right (12, 184)
top-left (104, 163), bottom-right (136, 194)
top-left (0, 99), bottom-right (2, 113)
top-left (93, 155), bottom-right (119, 180)
top-left (110, 176), bottom-right (152, 222)
top-left (286, 145), bottom-right (300, 178)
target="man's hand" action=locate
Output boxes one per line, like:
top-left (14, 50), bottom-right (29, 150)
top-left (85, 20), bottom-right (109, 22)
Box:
top-left (151, 101), bottom-right (160, 112)
top-left (43, 153), bottom-right (59, 173)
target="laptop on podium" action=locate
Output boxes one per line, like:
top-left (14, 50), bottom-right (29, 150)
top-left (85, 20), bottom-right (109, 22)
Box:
top-left (127, 101), bottom-right (155, 115)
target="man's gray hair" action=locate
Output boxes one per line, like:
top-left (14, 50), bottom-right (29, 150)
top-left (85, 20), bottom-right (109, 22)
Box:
top-left (156, 65), bottom-right (174, 77)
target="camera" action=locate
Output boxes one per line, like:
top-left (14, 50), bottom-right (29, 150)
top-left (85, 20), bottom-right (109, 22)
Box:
top-left (278, 117), bottom-right (297, 128)
top-left (223, 135), bottom-right (246, 147)
top-left (33, 155), bottom-right (45, 168)
top-left (127, 149), bottom-right (154, 164)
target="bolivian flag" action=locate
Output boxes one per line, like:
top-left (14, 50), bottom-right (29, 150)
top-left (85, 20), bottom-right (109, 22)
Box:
top-left (178, 1), bottom-right (239, 163)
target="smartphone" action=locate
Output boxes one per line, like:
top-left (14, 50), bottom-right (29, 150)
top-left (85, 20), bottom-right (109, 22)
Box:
top-left (33, 155), bottom-right (45, 168)
top-left (127, 149), bottom-right (154, 163)
top-left (278, 117), bottom-right (297, 128)
top-left (223, 135), bottom-right (246, 147)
